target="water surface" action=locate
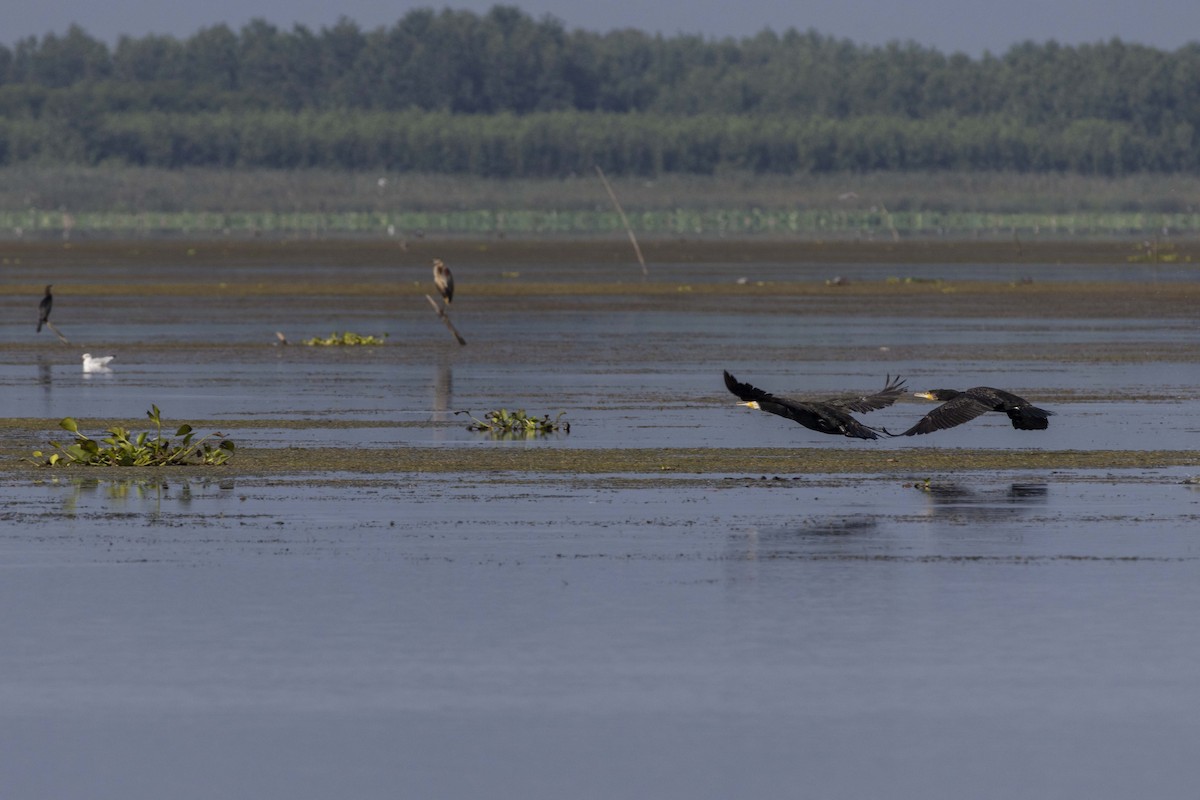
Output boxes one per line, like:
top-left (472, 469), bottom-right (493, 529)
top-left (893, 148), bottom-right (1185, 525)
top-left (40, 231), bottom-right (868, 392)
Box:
top-left (2, 470), bottom-right (1200, 799)
top-left (2, 250), bottom-right (1199, 798)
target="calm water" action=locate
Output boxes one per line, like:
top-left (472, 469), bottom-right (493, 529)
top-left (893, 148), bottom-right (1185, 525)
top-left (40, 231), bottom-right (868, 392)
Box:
top-left (2, 471), bottom-right (1200, 798)
top-left (2, 256), bottom-right (1199, 798)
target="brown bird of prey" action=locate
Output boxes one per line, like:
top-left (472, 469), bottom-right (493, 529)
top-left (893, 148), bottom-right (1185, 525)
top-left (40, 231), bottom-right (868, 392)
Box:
top-left (724, 370), bottom-right (906, 440)
top-left (433, 259), bottom-right (454, 305)
top-left (36, 284), bottom-right (53, 332)
top-left (889, 387), bottom-right (1054, 436)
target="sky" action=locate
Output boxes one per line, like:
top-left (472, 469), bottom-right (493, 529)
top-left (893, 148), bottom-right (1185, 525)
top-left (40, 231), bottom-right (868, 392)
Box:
top-left (7, 0), bottom-right (1200, 56)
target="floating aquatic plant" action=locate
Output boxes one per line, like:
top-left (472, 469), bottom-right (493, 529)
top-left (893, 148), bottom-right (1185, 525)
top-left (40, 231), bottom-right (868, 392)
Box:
top-left (30, 405), bottom-right (235, 467)
top-left (887, 276), bottom-right (946, 285)
top-left (457, 408), bottom-right (570, 438)
top-left (302, 331), bottom-right (388, 346)
top-left (1127, 241), bottom-right (1180, 263)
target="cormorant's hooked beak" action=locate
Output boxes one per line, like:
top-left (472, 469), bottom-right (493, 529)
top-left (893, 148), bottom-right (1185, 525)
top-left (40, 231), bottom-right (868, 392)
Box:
top-left (913, 391), bottom-right (936, 400)
top-left (737, 400), bottom-right (761, 410)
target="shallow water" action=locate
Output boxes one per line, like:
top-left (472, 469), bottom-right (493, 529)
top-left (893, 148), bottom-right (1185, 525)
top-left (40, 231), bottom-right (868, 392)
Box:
top-left (3, 355), bottom-right (1195, 451)
top-left (2, 252), bottom-right (1199, 798)
top-left (3, 258), bottom-right (1198, 454)
top-left (2, 470), bottom-right (1200, 798)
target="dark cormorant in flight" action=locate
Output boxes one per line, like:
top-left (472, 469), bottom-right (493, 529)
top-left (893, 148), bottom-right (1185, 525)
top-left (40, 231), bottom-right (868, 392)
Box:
top-left (890, 387), bottom-right (1054, 436)
top-left (433, 258), bottom-right (454, 304)
top-left (724, 370), bottom-right (906, 440)
top-left (36, 284), bottom-right (52, 332)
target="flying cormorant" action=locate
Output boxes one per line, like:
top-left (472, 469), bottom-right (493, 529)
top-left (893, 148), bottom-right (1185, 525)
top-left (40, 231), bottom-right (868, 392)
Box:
top-left (36, 285), bottom-right (52, 332)
top-left (724, 370), bottom-right (906, 440)
top-left (890, 387), bottom-right (1054, 436)
top-left (433, 258), bottom-right (454, 304)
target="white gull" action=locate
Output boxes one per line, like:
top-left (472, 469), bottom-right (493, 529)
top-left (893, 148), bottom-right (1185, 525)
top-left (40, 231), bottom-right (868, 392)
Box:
top-left (82, 353), bottom-right (115, 372)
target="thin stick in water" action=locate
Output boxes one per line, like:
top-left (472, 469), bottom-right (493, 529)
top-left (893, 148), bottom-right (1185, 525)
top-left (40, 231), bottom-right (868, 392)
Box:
top-left (44, 320), bottom-right (71, 345)
top-left (879, 203), bottom-right (900, 243)
top-left (594, 165), bottom-right (648, 277)
top-left (425, 295), bottom-right (467, 346)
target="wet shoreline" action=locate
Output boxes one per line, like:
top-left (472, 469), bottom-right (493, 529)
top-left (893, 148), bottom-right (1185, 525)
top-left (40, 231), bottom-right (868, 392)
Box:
top-left (3, 444), bottom-right (1197, 478)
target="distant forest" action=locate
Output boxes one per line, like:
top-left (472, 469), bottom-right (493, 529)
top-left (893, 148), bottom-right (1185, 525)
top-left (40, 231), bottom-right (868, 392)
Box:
top-left (2, 5), bottom-right (1199, 176)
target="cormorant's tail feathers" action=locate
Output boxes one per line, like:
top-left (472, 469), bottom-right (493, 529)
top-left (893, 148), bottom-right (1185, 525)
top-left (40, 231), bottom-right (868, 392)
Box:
top-left (1007, 405), bottom-right (1053, 430)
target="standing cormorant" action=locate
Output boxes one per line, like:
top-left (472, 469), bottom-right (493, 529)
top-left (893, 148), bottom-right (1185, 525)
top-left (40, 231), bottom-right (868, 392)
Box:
top-left (724, 371), bottom-right (906, 440)
top-left (36, 285), bottom-right (53, 332)
top-left (890, 387), bottom-right (1054, 436)
top-left (433, 259), bottom-right (454, 305)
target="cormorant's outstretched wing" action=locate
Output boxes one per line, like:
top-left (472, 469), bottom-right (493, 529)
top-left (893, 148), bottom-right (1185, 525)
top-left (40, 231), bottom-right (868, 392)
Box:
top-left (893, 394), bottom-right (995, 436)
top-left (724, 371), bottom-right (882, 439)
top-left (825, 374), bottom-right (906, 414)
top-left (723, 370), bottom-right (773, 404)
top-left (723, 371), bottom-right (822, 427)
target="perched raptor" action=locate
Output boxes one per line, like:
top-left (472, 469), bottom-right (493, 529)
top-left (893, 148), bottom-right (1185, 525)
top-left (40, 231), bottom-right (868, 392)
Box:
top-left (433, 258), bottom-right (454, 305)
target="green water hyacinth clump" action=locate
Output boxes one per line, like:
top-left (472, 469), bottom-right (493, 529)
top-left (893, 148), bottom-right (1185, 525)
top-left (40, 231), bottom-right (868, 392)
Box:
top-left (30, 405), bottom-right (235, 467)
top-left (302, 331), bottom-right (388, 346)
top-left (1126, 241), bottom-right (1180, 263)
top-left (459, 408), bottom-right (570, 438)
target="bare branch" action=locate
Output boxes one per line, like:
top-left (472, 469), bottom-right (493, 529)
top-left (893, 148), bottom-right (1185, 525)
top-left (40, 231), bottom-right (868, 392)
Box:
top-left (595, 165), bottom-right (648, 277)
top-left (425, 295), bottom-right (467, 346)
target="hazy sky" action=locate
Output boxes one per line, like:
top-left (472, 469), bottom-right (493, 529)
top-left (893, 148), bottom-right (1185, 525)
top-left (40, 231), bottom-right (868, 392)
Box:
top-left (8, 0), bottom-right (1200, 56)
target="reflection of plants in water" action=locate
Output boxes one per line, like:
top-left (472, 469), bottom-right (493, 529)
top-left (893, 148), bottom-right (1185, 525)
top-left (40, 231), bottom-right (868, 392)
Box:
top-left (457, 408), bottom-right (570, 438)
top-left (302, 331), bottom-right (387, 346)
top-left (30, 405), bottom-right (235, 466)
top-left (67, 477), bottom-right (165, 515)
top-left (57, 476), bottom-right (234, 517)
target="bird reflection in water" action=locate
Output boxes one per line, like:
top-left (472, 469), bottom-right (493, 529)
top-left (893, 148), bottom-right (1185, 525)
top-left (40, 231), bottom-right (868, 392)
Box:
top-left (431, 356), bottom-right (454, 436)
top-left (729, 515), bottom-right (881, 562)
top-left (915, 481), bottom-right (1049, 523)
top-left (37, 357), bottom-right (52, 392)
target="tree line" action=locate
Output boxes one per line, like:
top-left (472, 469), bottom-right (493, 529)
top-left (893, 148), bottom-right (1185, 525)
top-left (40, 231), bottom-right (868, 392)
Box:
top-left (3, 111), bottom-right (1190, 176)
top-left (2, 5), bottom-right (1199, 175)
